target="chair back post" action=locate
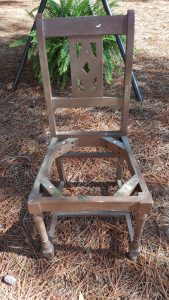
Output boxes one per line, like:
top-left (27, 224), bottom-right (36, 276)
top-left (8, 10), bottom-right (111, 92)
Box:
top-left (36, 13), bottom-right (56, 136)
top-left (121, 10), bottom-right (135, 135)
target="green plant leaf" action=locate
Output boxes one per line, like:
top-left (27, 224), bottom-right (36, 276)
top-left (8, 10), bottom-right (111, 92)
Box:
top-left (9, 36), bottom-right (28, 48)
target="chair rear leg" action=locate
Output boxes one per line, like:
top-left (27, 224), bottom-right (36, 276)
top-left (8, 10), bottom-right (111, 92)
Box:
top-left (116, 154), bottom-right (124, 187)
top-left (33, 214), bottom-right (54, 259)
top-left (128, 213), bottom-right (147, 260)
top-left (56, 157), bottom-right (65, 186)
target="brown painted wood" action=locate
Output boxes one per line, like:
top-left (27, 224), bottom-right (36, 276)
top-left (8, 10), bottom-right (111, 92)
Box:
top-left (36, 14), bottom-right (56, 136)
top-left (55, 130), bottom-right (121, 139)
top-left (129, 213), bottom-right (147, 260)
top-left (28, 195), bottom-right (152, 215)
top-left (29, 197), bottom-right (139, 214)
top-left (29, 10), bottom-right (153, 260)
top-left (28, 138), bottom-right (78, 200)
top-left (103, 137), bottom-right (127, 151)
top-left (63, 151), bottom-right (117, 158)
top-left (69, 36), bottom-right (103, 97)
top-left (52, 96), bottom-right (123, 108)
top-left (121, 10), bottom-right (134, 135)
top-left (55, 157), bottom-right (65, 182)
top-left (55, 131), bottom-right (121, 147)
top-left (122, 136), bottom-right (150, 194)
top-left (41, 179), bottom-right (62, 197)
top-left (116, 155), bottom-right (125, 182)
top-left (43, 15), bottom-right (128, 37)
top-left (114, 175), bottom-right (139, 196)
top-left (33, 214), bottom-right (54, 258)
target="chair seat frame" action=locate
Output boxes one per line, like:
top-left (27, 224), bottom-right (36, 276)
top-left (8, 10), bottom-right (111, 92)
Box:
top-left (28, 11), bottom-right (153, 260)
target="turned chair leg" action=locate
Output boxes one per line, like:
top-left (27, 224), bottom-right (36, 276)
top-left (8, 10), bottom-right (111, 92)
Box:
top-left (129, 213), bottom-right (147, 260)
top-left (33, 214), bottom-right (54, 259)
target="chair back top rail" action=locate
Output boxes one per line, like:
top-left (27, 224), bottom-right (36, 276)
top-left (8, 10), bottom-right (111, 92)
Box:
top-left (42, 15), bottom-right (128, 37)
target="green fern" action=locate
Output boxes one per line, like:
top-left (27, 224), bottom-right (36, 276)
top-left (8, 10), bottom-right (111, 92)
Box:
top-left (10, 0), bottom-right (124, 88)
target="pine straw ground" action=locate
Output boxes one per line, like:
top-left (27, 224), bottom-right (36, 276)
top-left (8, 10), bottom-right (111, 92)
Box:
top-left (0, 1), bottom-right (169, 299)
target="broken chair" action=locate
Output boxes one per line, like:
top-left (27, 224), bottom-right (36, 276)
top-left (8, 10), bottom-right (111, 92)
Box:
top-left (28, 10), bottom-right (153, 260)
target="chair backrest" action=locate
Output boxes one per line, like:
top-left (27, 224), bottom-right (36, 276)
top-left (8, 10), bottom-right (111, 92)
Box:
top-left (36, 10), bottom-right (134, 137)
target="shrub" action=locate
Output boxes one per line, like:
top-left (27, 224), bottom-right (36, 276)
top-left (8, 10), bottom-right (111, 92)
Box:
top-left (10, 0), bottom-right (123, 88)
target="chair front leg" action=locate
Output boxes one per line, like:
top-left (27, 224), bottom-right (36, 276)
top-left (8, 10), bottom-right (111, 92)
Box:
top-left (129, 213), bottom-right (147, 260)
top-left (33, 214), bottom-right (54, 259)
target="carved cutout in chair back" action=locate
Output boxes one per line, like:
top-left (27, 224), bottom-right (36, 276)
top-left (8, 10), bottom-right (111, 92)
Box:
top-left (69, 36), bottom-right (103, 97)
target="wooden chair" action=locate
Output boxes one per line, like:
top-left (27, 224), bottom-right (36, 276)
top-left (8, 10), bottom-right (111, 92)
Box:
top-left (28, 10), bottom-right (153, 260)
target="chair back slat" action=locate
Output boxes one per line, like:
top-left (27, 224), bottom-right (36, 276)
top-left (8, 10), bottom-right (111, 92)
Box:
top-left (69, 36), bottom-right (103, 97)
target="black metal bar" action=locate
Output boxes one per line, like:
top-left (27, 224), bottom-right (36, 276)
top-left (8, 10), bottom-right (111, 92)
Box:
top-left (101, 0), bottom-right (143, 101)
top-left (12, 0), bottom-right (47, 92)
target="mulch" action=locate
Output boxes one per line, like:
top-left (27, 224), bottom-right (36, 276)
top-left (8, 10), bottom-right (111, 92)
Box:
top-left (0, 1), bottom-right (169, 299)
